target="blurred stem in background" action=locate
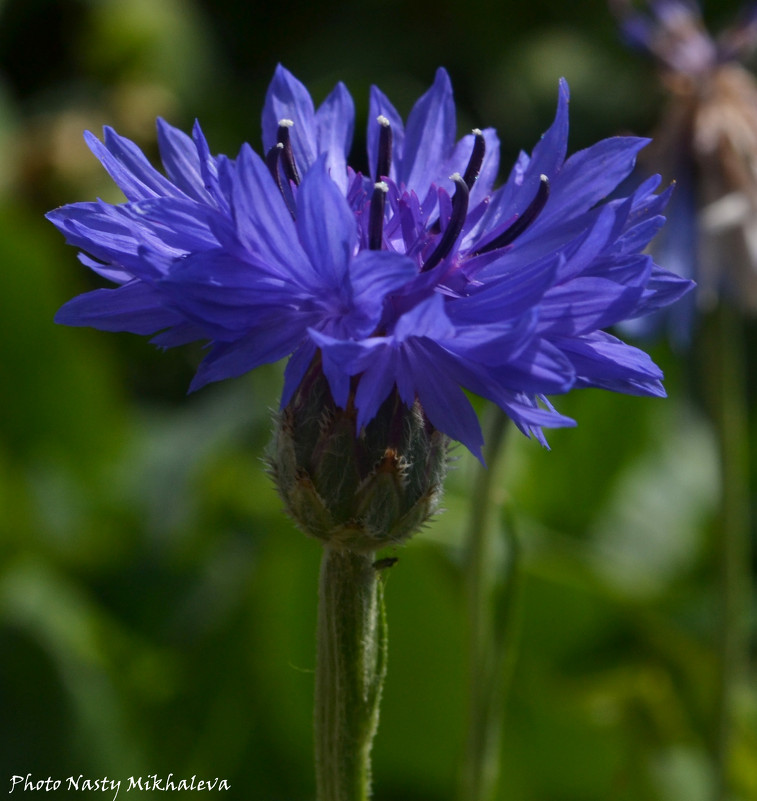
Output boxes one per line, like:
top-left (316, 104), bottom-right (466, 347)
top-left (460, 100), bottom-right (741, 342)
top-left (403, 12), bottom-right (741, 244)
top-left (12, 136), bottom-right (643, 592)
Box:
top-left (460, 407), bottom-right (522, 801)
top-left (702, 305), bottom-right (753, 801)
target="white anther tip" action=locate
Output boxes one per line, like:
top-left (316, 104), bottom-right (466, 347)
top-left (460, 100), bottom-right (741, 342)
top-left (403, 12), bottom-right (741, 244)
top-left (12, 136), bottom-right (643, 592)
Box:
top-left (278, 118), bottom-right (294, 128)
top-left (449, 171), bottom-right (463, 182)
top-left (377, 115), bottom-right (390, 127)
top-left (472, 127), bottom-right (483, 136)
top-left (374, 181), bottom-right (389, 192)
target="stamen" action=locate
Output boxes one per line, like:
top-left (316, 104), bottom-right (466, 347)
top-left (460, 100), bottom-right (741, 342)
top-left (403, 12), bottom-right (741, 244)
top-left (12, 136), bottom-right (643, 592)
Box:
top-left (276, 119), bottom-right (301, 186)
top-left (369, 181), bottom-right (388, 250)
top-left (462, 129), bottom-right (486, 190)
top-left (375, 115), bottom-right (393, 181)
top-left (421, 173), bottom-right (469, 273)
top-left (474, 174), bottom-right (550, 255)
top-left (265, 141), bottom-right (296, 220)
top-left (266, 142), bottom-right (285, 192)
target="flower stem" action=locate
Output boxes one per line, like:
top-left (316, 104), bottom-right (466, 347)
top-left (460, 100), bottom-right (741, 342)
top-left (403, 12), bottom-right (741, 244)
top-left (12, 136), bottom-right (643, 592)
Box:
top-left (315, 548), bottom-right (388, 801)
top-left (460, 408), bottom-right (520, 801)
top-left (704, 305), bottom-right (752, 801)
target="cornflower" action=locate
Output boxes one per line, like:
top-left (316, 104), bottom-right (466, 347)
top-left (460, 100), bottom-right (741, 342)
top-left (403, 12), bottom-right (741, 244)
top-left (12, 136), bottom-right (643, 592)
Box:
top-left (50, 65), bottom-right (691, 463)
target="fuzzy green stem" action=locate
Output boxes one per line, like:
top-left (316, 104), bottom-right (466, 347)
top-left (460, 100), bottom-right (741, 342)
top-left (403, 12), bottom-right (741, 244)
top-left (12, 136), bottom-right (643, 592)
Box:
top-left (315, 548), bottom-right (388, 801)
top-left (704, 305), bottom-right (752, 801)
top-left (460, 408), bottom-right (520, 801)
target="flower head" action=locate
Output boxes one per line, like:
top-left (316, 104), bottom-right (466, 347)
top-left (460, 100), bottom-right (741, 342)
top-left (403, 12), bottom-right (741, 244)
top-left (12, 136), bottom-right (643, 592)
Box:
top-left (49, 65), bottom-right (692, 465)
top-left (612, 0), bottom-right (757, 333)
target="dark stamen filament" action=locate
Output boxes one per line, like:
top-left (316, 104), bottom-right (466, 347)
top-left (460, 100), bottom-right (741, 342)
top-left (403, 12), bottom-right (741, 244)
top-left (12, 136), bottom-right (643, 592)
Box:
top-left (266, 142), bottom-right (285, 192)
top-left (277, 119), bottom-right (301, 186)
top-left (375, 115), bottom-right (393, 181)
top-left (422, 173), bottom-right (469, 273)
top-left (369, 181), bottom-right (388, 250)
top-left (474, 174), bottom-right (550, 255)
top-left (462, 128), bottom-right (486, 190)
top-left (265, 141), bottom-right (296, 220)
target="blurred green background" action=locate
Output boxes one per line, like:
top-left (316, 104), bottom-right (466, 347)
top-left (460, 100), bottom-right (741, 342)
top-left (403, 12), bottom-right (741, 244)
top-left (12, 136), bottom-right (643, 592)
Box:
top-left (1, 0), bottom-right (756, 799)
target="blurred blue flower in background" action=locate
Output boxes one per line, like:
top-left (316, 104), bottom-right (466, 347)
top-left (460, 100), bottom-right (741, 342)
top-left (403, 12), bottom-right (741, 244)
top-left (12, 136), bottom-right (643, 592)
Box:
top-left (49, 66), bottom-right (692, 459)
top-left (612, 0), bottom-right (757, 341)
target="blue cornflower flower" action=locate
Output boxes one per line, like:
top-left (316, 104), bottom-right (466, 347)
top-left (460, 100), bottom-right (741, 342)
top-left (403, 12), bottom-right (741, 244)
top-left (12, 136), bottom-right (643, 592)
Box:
top-left (612, 0), bottom-right (757, 337)
top-left (49, 65), bottom-right (692, 463)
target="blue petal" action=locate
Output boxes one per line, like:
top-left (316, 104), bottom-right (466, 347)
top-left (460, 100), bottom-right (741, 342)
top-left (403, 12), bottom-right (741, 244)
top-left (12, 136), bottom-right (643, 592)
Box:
top-left (409, 342), bottom-right (485, 461)
top-left (262, 65), bottom-right (318, 174)
top-left (47, 202), bottom-right (156, 279)
top-left (394, 292), bottom-right (455, 342)
top-left (349, 250), bottom-right (417, 335)
top-left (315, 82), bottom-right (355, 193)
top-left (400, 68), bottom-right (456, 198)
top-left (449, 253), bottom-right (559, 324)
top-left (497, 391), bottom-right (577, 442)
top-left (634, 265), bottom-right (696, 315)
top-left (538, 275), bottom-right (646, 335)
top-left (159, 249), bottom-right (307, 336)
top-left (231, 144), bottom-right (313, 285)
top-left (190, 311), bottom-right (313, 391)
top-left (85, 128), bottom-right (183, 202)
top-left (296, 156), bottom-right (357, 288)
top-left (191, 121), bottom-right (229, 212)
top-left (157, 118), bottom-right (213, 203)
top-left (55, 280), bottom-right (183, 334)
top-left (77, 252), bottom-right (131, 284)
top-left (543, 137), bottom-right (649, 225)
top-left (352, 345), bottom-right (401, 427)
top-left (556, 329), bottom-right (662, 377)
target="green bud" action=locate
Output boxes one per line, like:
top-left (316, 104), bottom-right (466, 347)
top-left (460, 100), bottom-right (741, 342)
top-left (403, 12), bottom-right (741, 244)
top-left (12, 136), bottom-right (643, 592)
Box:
top-left (268, 359), bottom-right (449, 552)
